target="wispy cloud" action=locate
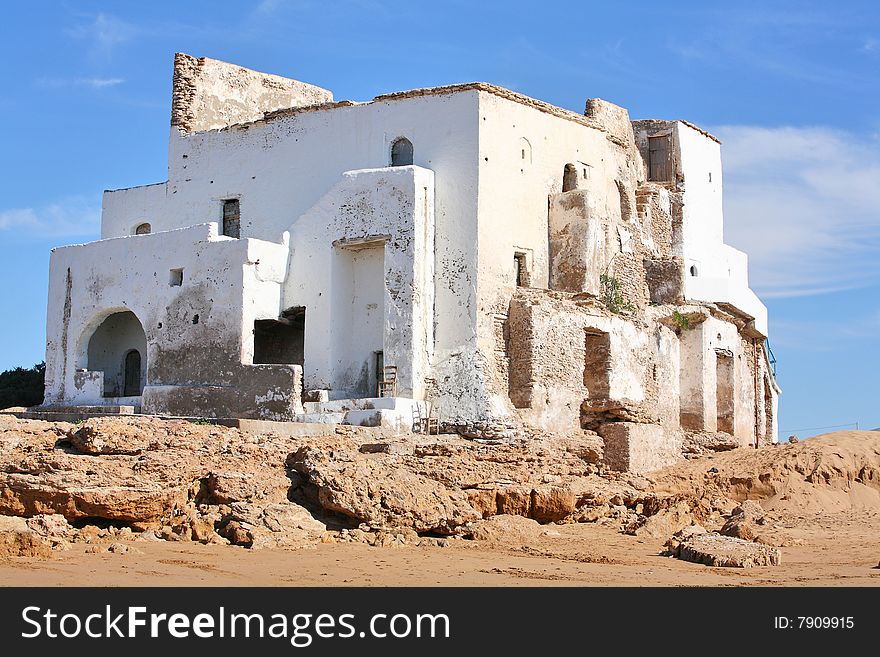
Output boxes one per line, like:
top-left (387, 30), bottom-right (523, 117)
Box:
top-left (0, 197), bottom-right (100, 238)
top-left (716, 125), bottom-right (880, 298)
top-left (66, 12), bottom-right (136, 58)
top-left (863, 37), bottom-right (879, 53)
top-left (36, 77), bottom-right (125, 89)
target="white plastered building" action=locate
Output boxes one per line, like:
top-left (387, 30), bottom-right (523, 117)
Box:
top-left (41, 54), bottom-right (778, 469)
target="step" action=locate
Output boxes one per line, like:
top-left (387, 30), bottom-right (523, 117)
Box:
top-left (292, 412), bottom-right (346, 424)
top-left (303, 397), bottom-right (417, 414)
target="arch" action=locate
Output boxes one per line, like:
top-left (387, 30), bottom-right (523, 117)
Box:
top-left (689, 264), bottom-right (699, 277)
top-left (134, 222), bottom-right (151, 235)
top-left (390, 137), bottom-right (413, 166)
top-left (562, 163), bottom-right (578, 192)
top-left (85, 310), bottom-right (147, 397)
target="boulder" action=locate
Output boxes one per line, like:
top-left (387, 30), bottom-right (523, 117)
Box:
top-left (219, 502), bottom-right (326, 549)
top-left (625, 500), bottom-right (693, 538)
top-left (720, 500), bottom-right (766, 541)
top-left (0, 516), bottom-right (55, 558)
top-left (287, 444), bottom-right (479, 534)
top-left (469, 514), bottom-right (544, 543)
top-left (495, 486), bottom-right (532, 517)
top-left (530, 486), bottom-right (576, 522)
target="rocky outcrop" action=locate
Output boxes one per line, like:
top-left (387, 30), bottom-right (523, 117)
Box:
top-left (2, 416), bottom-right (879, 557)
top-left (287, 443), bottom-right (479, 534)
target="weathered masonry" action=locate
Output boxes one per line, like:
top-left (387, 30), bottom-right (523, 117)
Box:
top-left (40, 53), bottom-right (779, 471)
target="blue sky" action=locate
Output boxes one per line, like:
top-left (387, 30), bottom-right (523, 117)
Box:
top-left (1, 1), bottom-right (878, 436)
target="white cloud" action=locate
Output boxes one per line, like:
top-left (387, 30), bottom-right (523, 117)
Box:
top-left (714, 125), bottom-right (880, 298)
top-left (0, 197), bottom-right (100, 238)
top-left (36, 77), bottom-right (125, 89)
top-left (66, 13), bottom-right (136, 57)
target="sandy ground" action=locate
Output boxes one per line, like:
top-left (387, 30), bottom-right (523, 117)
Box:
top-left (3, 510), bottom-right (879, 587)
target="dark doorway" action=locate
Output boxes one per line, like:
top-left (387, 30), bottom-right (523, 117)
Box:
top-left (562, 163), bottom-right (578, 192)
top-left (222, 199), bottom-right (241, 238)
top-left (253, 307), bottom-right (305, 365)
top-left (123, 349), bottom-right (142, 396)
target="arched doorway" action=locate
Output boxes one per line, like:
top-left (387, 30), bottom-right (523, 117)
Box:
top-left (123, 350), bottom-right (142, 396)
top-left (86, 311), bottom-right (147, 397)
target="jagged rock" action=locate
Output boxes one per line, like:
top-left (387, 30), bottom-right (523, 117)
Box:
top-left (0, 416), bottom-right (297, 525)
top-left (0, 516), bottom-right (55, 558)
top-left (287, 444), bottom-right (479, 534)
top-left (682, 431), bottom-right (747, 456)
top-left (664, 523), bottom-right (707, 552)
top-left (572, 504), bottom-right (611, 523)
top-left (25, 513), bottom-right (73, 538)
top-left (720, 500), bottom-right (766, 540)
top-left (673, 532), bottom-right (781, 567)
top-left (624, 500), bottom-right (693, 538)
top-left (205, 471), bottom-right (288, 504)
top-left (217, 502), bottom-right (327, 549)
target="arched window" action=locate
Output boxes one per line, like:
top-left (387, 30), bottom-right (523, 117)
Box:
top-left (134, 222), bottom-right (151, 235)
top-left (562, 163), bottom-right (578, 192)
top-left (390, 137), bottom-right (413, 166)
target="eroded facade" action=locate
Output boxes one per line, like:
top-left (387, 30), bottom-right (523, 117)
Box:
top-left (41, 53), bottom-right (779, 471)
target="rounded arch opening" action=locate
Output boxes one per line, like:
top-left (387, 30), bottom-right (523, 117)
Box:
top-left (519, 137), bottom-right (532, 164)
top-left (85, 311), bottom-right (147, 397)
top-left (134, 222), bottom-right (151, 235)
top-left (390, 137), bottom-right (413, 167)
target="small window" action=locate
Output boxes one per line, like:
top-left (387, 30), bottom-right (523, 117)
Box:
top-left (222, 199), bottom-right (240, 238)
top-left (648, 134), bottom-right (671, 182)
top-left (562, 163), bottom-right (578, 192)
top-left (169, 268), bottom-right (183, 286)
top-left (514, 252), bottom-right (530, 287)
top-left (689, 265), bottom-right (698, 277)
top-left (390, 137), bottom-right (413, 166)
top-left (134, 223), bottom-right (151, 235)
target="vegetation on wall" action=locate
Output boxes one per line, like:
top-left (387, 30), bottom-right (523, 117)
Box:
top-left (0, 362), bottom-right (45, 409)
top-left (599, 274), bottom-right (635, 315)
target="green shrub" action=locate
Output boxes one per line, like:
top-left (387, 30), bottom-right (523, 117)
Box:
top-left (599, 274), bottom-right (635, 314)
top-left (0, 361), bottom-right (45, 409)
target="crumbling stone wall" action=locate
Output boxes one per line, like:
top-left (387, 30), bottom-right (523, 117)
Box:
top-left (171, 53), bottom-right (333, 134)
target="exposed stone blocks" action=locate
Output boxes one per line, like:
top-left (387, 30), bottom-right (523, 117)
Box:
top-left (599, 422), bottom-right (680, 474)
top-left (644, 258), bottom-right (684, 304)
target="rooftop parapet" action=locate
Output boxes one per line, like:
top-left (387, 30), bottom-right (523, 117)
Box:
top-left (171, 52), bottom-right (333, 134)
